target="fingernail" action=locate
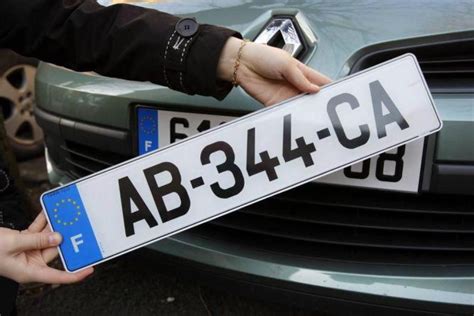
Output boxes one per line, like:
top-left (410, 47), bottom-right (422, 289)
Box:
top-left (49, 233), bottom-right (61, 245)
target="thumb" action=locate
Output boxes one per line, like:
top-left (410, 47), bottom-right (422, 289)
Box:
top-left (12, 231), bottom-right (62, 252)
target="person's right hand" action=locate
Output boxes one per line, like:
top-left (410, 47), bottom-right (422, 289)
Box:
top-left (0, 212), bottom-right (93, 284)
top-left (217, 37), bottom-right (332, 107)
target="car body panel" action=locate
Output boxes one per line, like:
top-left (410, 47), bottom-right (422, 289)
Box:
top-left (147, 233), bottom-right (474, 307)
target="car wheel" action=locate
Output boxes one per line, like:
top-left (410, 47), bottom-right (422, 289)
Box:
top-left (0, 50), bottom-right (43, 160)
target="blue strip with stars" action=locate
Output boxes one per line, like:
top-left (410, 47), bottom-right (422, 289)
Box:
top-left (43, 184), bottom-right (102, 271)
top-left (138, 108), bottom-right (159, 155)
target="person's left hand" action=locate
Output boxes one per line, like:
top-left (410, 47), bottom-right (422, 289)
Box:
top-left (0, 212), bottom-right (93, 284)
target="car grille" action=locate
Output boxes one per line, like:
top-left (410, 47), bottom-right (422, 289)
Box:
top-left (194, 185), bottom-right (474, 265)
top-left (61, 141), bottom-right (133, 178)
top-left (53, 141), bottom-right (474, 266)
top-left (350, 33), bottom-right (474, 93)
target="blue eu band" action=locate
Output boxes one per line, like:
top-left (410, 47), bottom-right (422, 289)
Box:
top-left (42, 184), bottom-right (102, 271)
top-left (138, 108), bottom-right (159, 155)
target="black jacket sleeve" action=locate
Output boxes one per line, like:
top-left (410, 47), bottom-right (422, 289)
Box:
top-left (0, 0), bottom-right (241, 99)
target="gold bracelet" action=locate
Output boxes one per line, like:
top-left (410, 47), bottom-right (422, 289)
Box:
top-left (232, 39), bottom-right (250, 87)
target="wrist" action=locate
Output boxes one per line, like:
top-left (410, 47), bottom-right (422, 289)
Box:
top-left (217, 36), bottom-right (242, 82)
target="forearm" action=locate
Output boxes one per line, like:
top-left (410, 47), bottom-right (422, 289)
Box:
top-left (0, 0), bottom-right (240, 98)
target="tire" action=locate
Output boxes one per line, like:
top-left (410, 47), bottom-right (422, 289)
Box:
top-left (0, 49), bottom-right (43, 161)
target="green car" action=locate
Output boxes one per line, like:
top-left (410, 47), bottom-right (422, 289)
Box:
top-left (35, 1), bottom-right (473, 314)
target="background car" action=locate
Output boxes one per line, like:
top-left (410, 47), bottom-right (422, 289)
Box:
top-left (34, 1), bottom-right (473, 314)
top-left (0, 49), bottom-right (43, 160)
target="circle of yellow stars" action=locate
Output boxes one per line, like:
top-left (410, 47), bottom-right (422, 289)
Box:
top-left (139, 115), bottom-right (157, 135)
top-left (53, 198), bottom-right (82, 226)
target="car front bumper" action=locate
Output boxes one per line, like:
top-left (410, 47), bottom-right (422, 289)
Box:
top-left (44, 149), bottom-right (473, 314)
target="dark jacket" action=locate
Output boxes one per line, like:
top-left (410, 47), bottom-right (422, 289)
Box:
top-left (0, 0), bottom-right (241, 99)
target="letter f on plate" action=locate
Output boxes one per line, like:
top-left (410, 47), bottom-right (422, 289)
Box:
top-left (71, 234), bottom-right (84, 253)
top-left (145, 140), bottom-right (153, 152)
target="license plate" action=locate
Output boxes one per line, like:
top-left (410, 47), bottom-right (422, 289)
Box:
top-left (137, 112), bottom-right (425, 193)
top-left (42, 54), bottom-right (441, 272)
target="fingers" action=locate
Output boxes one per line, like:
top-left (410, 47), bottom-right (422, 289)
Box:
top-left (28, 212), bottom-right (47, 233)
top-left (283, 61), bottom-right (320, 94)
top-left (38, 224), bottom-right (59, 263)
top-left (297, 62), bottom-right (332, 86)
top-left (30, 266), bottom-right (94, 284)
top-left (41, 247), bottom-right (59, 264)
top-left (12, 231), bottom-right (62, 253)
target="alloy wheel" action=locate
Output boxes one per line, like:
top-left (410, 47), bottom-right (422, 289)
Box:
top-left (0, 64), bottom-right (43, 147)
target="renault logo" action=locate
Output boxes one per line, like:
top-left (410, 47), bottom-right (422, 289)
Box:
top-left (254, 18), bottom-right (303, 57)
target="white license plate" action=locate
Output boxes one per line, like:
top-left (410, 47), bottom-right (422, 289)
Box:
top-left (137, 111), bottom-right (425, 193)
top-left (42, 54), bottom-right (441, 272)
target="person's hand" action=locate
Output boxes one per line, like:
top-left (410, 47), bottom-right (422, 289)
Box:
top-left (217, 37), bottom-right (332, 106)
top-left (0, 212), bottom-right (93, 284)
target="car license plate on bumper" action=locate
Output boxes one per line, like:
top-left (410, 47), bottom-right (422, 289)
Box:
top-left (137, 110), bottom-right (426, 193)
top-left (42, 54), bottom-right (441, 272)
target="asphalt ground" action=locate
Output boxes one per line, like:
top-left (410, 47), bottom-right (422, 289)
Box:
top-left (15, 156), bottom-right (317, 316)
